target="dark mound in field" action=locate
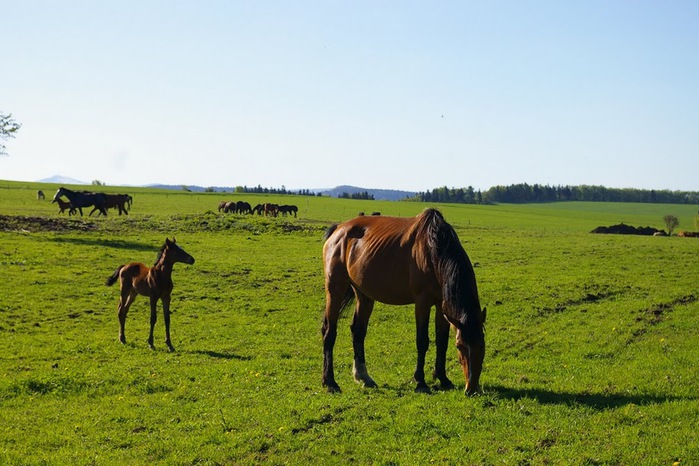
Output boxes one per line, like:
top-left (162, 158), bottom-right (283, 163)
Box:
top-left (0, 215), bottom-right (98, 232)
top-left (590, 224), bottom-right (662, 236)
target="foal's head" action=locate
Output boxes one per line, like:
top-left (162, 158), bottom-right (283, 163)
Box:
top-left (158, 238), bottom-right (195, 266)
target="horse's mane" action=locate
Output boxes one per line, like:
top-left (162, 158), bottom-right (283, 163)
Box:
top-left (153, 242), bottom-right (167, 267)
top-left (415, 209), bottom-right (483, 341)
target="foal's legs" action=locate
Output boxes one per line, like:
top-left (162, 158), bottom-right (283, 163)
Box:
top-left (118, 290), bottom-right (137, 344)
top-left (147, 295), bottom-right (159, 350)
top-left (433, 307), bottom-right (455, 390)
top-left (351, 293), bottom-right (377, 388)
top-left (161, 293), bottom-right (175, 352)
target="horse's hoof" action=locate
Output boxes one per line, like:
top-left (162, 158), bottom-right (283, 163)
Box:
top-left (415, 384), bottom-right (431, 394)
top-left (438, 379), bottom-right (455, 391)
top-left (325, 384), bottom-right (342, 394)
top-left (363, 380), bottom-right (378, 389)
top-left (167, 345), bottom-right (176, 353)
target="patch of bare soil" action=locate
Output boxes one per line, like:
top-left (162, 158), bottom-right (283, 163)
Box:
top-left (0, 215), bottom-right (98, 232)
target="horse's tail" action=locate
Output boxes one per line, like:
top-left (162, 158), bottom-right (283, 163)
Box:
top-left (323, 224), bottom-right (339, 241)
top-left (338, 286), bottom-right (356, 318)
top-left (105, 265), bottom-right (124, 286)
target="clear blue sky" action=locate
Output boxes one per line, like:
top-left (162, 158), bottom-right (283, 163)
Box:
top-left (2, 1), bottom-right (698, 192)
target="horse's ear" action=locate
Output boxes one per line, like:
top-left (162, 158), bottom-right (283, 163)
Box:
top-left (481, 308), bottom-right (487, 324)
top-left (172, 236), bottom-right (177, 244)
top-left (165, 238), bottom-right (172, 245)
top-left (442, 312), bottom-right (461, 329)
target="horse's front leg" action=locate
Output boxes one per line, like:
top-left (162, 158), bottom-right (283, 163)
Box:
top-left (351, 294), bottom-right (377, 388)
top-left (413, 299), bottom-right (431, 393)
top-left (161, 294), bottom-right (175, 352)
top-left (148, 295), bottom-right (159, 350)
top-left (433, 306), bottom-right (455, 390)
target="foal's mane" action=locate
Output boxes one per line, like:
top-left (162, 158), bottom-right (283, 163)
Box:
top-left (415, 209), bottom-right (483, 338)
top-left (153, 242), bottom-right (168, 267)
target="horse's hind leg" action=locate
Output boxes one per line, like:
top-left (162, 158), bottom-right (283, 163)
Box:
top-left (351, 293), bottom-right (377, 388)
top-left (322, 279), bottom-right (350, 393)
top-left (413, 298), bottom-right (432, 393)
top-left (118, 290), bottom-right (137, 345)
top-left (433, 307), bottom-right (455, 390)
top-left (161, 294), bottom-right (175, 352)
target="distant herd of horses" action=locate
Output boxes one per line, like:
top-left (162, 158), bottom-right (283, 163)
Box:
top-left (40, 188), bottom-right (132, 216)
top-left (40, 188), bottom-right (299, 219)
top-left (218, 200), bottom-right (298, 217)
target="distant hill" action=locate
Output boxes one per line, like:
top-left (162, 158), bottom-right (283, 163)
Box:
top-left (146, 184), bottom-right (416, 201)
top-left (38, 175), bottom-right (88, 185)
top-left (319, 185), bottom-right (416, 201)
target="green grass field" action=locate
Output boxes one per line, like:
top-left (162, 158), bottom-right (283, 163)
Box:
top-left (1, 181), bottom-right (698, 465)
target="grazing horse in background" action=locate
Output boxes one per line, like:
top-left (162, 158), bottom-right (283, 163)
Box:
top-left (54, 198), bottom-right (76, 215)
top-left (263, 203), bottom-right (279, 217)
top-left (321, 208), bottom-right (486, 395)
top-left (252, 204), bottom-right (264, 215)
top-left (104, 194), bottom-right (131, 215)
top-left (279, 205), bottom-right (298, 217)
top-left (53, 187), bottom-right (108, 216)
top-left (218, 201), bottom-right (228, 212)
top-left (223, 201), bottom-right (236, 213)
top-left (236, 201), bottom-right (252, 215)
top-left (105, 238), bottom-right (195, 351)
top-left (37, 190), bottom-right (45, 200)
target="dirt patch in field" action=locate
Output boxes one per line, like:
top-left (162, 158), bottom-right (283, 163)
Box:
top-left (590, 223), bottom-right (662, 236)
top-left (0, 215), bottom-right (98, 232)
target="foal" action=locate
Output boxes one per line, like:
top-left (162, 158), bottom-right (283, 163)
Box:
top-left (105, 238), bottom-right (195, 351)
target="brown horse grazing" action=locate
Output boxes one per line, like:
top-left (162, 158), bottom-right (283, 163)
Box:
top-left (105, 238), bottom-right (195, 351)
top-left (321, 208), bottom-right (486, 395)
top-left (264, 203), bottom-right (279, 217)
top-left (103, 193), bottom-right (131, 215)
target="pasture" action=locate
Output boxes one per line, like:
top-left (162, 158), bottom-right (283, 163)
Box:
top-left (1, 180), bottom-right (698, 465)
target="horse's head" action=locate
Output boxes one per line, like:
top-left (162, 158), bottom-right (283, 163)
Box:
top-left (52, 187), bottom-right (65, 202)
top-left (450, 307), bottom-right (487, 395)
top-left (165, 238), bottom-right (195, 265)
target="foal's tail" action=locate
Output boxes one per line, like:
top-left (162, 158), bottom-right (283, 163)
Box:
top-left (105, 265), bottom-right (124, 286)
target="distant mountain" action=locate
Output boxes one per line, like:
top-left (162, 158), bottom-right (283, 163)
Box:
top-left (38, 175), bottom-right (88, 185)
top-left (320, 185), bottom-right (416, 201)
top-left (146, 183), bottom-right (416, 201)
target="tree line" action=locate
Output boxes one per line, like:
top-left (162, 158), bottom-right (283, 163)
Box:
top-left (226, 185), bottom-right (321, 197)
top-left (408, 184), bottom-right (699, 205)
top-left (338, 191), bottom-right (375, 200)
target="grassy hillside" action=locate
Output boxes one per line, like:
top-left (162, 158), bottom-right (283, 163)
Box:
top-left (1, 180), bottom-right (698, 464)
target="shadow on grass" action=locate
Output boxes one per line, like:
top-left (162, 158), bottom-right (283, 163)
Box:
top-left (487, 384), bottom-right (694, 410)
top-left (47, 236), bottom-right (156, 251)
top-left (192, 350), bottom-right (252, 361)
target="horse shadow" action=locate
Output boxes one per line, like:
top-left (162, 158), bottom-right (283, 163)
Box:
top-left (48, 237), bottom-right (154, 251)
top-left (191, 350), bottom-right (252, 361)
top-left (486, 384), bottom-right (691, 411)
